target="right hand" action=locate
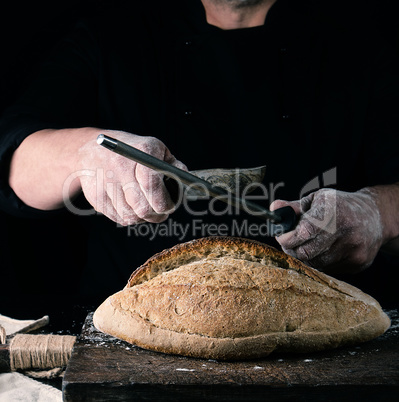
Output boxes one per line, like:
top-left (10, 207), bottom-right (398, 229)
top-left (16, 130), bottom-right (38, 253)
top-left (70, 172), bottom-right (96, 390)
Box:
top-left (76, 130), bottom-right (187, 225)
top-left (270, 188), bottom-right (383, 274)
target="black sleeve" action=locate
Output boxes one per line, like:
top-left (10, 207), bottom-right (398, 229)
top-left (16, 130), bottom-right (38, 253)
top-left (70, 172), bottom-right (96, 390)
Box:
top-left (0, 20), bottom-right (99, 218)
top-left (364, 40), bottom-right (399, 187)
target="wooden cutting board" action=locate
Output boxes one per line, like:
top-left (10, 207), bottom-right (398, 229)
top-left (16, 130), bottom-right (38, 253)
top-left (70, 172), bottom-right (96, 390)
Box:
top-left (62, 310), bottom-right (399, 401)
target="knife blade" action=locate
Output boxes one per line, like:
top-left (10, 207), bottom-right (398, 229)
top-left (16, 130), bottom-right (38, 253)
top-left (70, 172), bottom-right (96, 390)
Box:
top-left (96, 134), bottom-right (296, 235)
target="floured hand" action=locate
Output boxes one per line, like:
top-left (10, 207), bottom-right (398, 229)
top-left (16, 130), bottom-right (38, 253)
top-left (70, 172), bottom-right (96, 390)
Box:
top-left (76, 130), bottom-right (187, 226)
top-left (270, 189), bottom-right (383, 274)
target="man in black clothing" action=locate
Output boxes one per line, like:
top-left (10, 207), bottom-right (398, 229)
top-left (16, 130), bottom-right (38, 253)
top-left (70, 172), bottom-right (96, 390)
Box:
top-left (1, 0), bottom-right (399, 306)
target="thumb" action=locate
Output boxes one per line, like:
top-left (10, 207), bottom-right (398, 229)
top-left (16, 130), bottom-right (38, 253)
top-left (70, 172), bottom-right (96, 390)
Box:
top-left (270, 199), bottom-right (302, 215)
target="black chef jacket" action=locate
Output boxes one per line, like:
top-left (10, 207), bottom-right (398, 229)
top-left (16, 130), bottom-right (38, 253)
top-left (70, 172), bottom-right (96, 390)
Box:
top-left (0, 0), bottom-right (399, 307)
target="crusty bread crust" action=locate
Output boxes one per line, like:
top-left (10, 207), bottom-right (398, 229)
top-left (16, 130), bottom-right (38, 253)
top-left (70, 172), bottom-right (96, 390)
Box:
top-left (93, 236), bottom-right (390, 360)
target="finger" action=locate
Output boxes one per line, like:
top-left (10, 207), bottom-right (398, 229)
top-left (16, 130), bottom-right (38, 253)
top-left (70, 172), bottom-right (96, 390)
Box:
top-left (270, 199), bottom-right (302, 215)
top-left (276, 215), bottom-right (321, 250)
top-left (135, 163), bottom-right (175, 215)
top-left (136, 140), bottom-right (186, 213)
top-left (275, 190), bottom-right (333, 248)
top-left (123, 178), bottom-right (169, 223)
top-left (281, 239), bottom-right (339, 270)
top-left (108, 183), bottom-right (145, 226)
top-left (290, 230), bottom-right (336, 263)
top-left (138, 137), bottom-right (184, 172)
top-left (80, 182), bottom-right (121, 223)
top-left (163, 148), bottom-right (188, 171)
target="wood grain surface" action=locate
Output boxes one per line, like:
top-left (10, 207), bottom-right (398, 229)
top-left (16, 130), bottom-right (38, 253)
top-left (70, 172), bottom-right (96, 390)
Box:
top-left (62, 310), bottom-right (399, 401)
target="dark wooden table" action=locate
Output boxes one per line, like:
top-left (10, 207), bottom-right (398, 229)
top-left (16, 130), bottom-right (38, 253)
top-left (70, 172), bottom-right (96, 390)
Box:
top-left (62, 310), bottom-right (399, 401)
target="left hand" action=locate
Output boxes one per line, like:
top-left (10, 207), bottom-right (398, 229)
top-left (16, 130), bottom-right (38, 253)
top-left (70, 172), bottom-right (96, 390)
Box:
top-left (270, 188), bottom-right (383, 274)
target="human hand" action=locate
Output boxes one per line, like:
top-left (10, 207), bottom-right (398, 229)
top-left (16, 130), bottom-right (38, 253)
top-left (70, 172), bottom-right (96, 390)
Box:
top-left (270, 189), bottom-right (383, 274)
top-left (76, 130), bottom-right (187, 225)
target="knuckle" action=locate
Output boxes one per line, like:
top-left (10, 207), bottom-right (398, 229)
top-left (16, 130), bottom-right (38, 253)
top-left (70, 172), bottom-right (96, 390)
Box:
top-left (139, 136), bottom-right (164, 155)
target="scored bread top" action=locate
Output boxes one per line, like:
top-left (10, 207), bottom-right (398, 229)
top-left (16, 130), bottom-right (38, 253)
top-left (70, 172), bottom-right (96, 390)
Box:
top-left (125, 236), bottom-right (380, 308)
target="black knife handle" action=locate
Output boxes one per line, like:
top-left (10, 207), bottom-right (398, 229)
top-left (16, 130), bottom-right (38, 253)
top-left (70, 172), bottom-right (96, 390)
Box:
top-left (165, 176), bottom-right (297, 237)
top-left (269, 206), bottom-right (297, 236)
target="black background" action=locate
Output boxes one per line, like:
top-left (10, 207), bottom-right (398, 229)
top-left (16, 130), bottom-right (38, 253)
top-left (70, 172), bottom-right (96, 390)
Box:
top-left (1, 0), bottom-right (399, 320)
top-left (0, 1), bottom-right (127, 316)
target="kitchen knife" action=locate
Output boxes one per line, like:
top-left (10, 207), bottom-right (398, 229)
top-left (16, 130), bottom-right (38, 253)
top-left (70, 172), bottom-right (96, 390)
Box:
top-left (97, 134), bottom-right (297, 235)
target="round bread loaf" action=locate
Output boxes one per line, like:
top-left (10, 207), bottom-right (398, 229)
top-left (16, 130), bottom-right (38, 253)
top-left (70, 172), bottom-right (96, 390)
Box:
top-left (93, 236), bottom-right (390, 360)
